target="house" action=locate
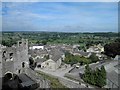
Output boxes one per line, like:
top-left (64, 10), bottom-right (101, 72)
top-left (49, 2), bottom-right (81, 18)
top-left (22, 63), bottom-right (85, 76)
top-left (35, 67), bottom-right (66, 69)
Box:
top-left (41, 54), bottom-right (63, 71)
top-left (34, 58), bottom-right (46, 68)
top-left (86, 44), bottom-right (104, 53)
top-left (73, 44), bottom-right (80, 49)
top-left (96, 53), bottom-right (107, 60)
top-left (41, 55), bottom-right (63, 71)
top-left (71, 49), bottom-right (91, 58)
top-left (79, 51), bottom-right (91, 58)
top-left (71, 49), bottom-right (81, 56)
top-left (114, 55), bottom-right (120, 60)
top-left (29, 49), bottom-right (48, 59)
top-left (62, 45), bottom-right (73, 52)
top-left (37, 48), bottom-right (65, 71)
top-left (97, 44), bottom-right (104, 52)
top-left (86, 46), bottom-right (100, 53)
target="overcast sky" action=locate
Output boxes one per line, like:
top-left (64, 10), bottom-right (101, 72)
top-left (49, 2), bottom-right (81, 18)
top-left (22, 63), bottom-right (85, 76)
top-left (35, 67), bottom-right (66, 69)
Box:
top-left (2, 2), bottom-right (118, 32)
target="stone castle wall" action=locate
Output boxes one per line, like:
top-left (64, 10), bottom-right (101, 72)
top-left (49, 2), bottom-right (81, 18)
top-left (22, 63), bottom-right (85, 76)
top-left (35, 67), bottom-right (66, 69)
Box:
top-left (1, 39), bottom-right (29, 76)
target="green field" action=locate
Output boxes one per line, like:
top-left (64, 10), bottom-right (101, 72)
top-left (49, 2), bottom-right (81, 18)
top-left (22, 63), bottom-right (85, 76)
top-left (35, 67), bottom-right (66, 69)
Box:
top-left (2, 32), bottom-right (119, 47)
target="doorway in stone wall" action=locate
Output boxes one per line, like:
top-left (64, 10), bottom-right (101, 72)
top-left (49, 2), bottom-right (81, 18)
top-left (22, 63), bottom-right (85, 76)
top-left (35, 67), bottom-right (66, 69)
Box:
top-left (18, 69), bottom-right (21, 74)
top-left (22, 62), bottom-right (25, 68)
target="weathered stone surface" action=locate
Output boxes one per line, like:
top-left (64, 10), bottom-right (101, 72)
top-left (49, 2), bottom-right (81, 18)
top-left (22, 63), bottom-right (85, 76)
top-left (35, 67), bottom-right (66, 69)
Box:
top-left (0, 39), bottom-right (50, 89)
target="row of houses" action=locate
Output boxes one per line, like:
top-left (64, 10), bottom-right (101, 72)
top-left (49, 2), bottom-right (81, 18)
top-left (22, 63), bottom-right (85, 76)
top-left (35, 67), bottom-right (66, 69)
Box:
top-left (29, 47), bottom-right (65, 71)
top-left (29, 43), bottom-right (105, 71)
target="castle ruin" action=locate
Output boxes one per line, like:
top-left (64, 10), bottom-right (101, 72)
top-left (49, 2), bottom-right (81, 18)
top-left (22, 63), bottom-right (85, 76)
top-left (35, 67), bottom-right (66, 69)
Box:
top-left (1, 39), bottom-right (29, 76)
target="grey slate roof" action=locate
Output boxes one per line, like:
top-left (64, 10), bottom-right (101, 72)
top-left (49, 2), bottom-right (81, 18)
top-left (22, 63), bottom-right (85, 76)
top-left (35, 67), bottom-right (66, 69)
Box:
top-left (72, 49), bottom-right (80, 54)
top-left (34, 58), bottom-right (46, 63)
top-left (107, 70), bottom-right (118, 86)
top-left (79, 51), bottom-right (90, 56)
top-left (50, 48), bottom-right (64, 55)
top-left (48, 48), bottom-right (64, 62)
top-left (29, 49), bottom-right (48, 57)
top-left (19, 74), bottom-right (36, 87)
top-left (51, 54), bottom-right (62, 62)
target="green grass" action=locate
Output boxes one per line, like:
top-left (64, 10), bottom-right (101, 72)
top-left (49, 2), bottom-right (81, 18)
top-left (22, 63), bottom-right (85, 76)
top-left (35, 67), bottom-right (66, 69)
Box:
top-left (37, 71), bottom-right (70, 89)
top-left (64, 74), bottom-right (81, 82)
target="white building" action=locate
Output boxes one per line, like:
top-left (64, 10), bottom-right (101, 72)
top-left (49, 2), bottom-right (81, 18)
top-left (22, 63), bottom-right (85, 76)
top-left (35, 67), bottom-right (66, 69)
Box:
top-left (86, 44), bottom-right (104, 53)
top-left (29, 46), bottom-right (44, 50)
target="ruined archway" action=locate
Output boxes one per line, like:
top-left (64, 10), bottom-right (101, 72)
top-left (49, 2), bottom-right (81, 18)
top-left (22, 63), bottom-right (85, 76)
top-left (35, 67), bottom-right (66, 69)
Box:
top-left (3, 71), bottom-right (13, 82)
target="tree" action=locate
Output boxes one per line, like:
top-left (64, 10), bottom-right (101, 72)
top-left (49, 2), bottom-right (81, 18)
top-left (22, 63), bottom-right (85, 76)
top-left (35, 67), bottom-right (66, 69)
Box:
top-left (83, 64), bottom-right (91, 83)
top-left (95, 68), bottom-right (102, 87)
top-left (90, 70), bottom-right (96, 85)
top-left (64, 52), bottom-right (91, 66)
top-left (101, 66), bottom-right (106, 85)
top-left (83, 66), bottom-right (107, 88)
top-left (104, 42), bottom-right (120, 58)
top-left (89, 53), bottom-right (99, 63)
top-left (41, 40), bottom-right (47, 45)
top-left (2, 38), bottom-right (17, 47)
top-left (36, 40), bottom-right (40, 44)
top-left (95, 67), bottom-right (106, 88)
